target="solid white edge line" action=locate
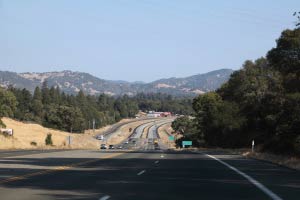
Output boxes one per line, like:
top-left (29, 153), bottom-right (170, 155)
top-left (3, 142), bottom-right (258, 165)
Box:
top-left (99, 195), bottom-right (110, 200)
top-left (137, 170), bottom-right (146, 176)
top-left (205, 154), bottom-right (282, 200)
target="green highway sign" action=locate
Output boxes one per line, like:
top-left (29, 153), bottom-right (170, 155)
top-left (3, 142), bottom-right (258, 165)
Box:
top-left (182, 141), bottom-right (192, 147)
top-left (168, 135), bottom-right (175, 141)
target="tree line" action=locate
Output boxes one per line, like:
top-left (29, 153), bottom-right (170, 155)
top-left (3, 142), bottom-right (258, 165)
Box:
top-left (0, 83), bottom-right (193, 133)
top-left (173, 26), bottom-right (300, 154)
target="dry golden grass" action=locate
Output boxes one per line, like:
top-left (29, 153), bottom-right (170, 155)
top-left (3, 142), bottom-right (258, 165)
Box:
top-left (157, 123), bottom-right (175, 148)
top-left (0, 117), bottom-right (177, 150)
top-left (0, 117), bottom-right (102, 149)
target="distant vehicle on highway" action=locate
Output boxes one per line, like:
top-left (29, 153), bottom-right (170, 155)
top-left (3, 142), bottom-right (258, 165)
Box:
top-left (117, 145), bottom-right (123, 149)
top-left (109, 145), bottom-right (115, 149)
top-left (125, 140), bottom-right (129, 144)
top-left (100, 144), bottom-right (107, 149)
top-left (96, 135), bottom-right (104, 140)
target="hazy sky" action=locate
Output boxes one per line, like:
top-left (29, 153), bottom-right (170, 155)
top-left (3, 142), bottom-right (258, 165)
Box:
top-left (0, 0), bottom-right (299, 82)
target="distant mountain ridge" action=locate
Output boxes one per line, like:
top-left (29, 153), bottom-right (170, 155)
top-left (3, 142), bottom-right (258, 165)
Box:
top-left (0, 69), bottom-right (233, 96)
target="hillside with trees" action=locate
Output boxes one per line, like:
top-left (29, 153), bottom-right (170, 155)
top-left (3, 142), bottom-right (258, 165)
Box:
top-left (0, 69), bottom-right (233, 97)
top-left (0, 82), bottom-right (193, 133)
top-left (173, 24), bottom-right (300, 154)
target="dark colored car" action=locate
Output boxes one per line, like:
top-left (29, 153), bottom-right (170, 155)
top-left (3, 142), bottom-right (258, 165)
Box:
top-left (100, 144), bottom-right (107, 149)
top-left (109, 145), bottom-right (114, 149)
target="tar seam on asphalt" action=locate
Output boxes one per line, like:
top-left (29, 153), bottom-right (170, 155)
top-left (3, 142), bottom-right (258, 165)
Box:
top-left (137, 170), bottom-right (146, 175)
top-left (205, 154), bottom-right (282, 200)
top-left (99, 195), bottom-right (110, 200)
top-left (0, 152), bottom-right (126, 184)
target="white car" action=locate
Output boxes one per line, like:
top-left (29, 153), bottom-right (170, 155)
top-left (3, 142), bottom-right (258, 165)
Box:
top-left (96, 135), bottom-right (104, 140)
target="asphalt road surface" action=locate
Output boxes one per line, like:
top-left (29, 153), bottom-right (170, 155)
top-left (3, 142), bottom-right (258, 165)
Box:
top-left (0, 149), bottom-right (300, 200)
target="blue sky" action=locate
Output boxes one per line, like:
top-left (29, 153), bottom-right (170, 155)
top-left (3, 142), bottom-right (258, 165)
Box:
top-left (0, 0), bottom-right (299, 82)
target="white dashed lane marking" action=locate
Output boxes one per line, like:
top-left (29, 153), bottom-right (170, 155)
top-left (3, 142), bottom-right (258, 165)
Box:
top-left (137, 170), bottom-right (146, 176)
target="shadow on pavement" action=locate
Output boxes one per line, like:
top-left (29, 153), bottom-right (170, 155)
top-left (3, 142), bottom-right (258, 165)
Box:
top-left (0, 151), bottom-right (299, 200)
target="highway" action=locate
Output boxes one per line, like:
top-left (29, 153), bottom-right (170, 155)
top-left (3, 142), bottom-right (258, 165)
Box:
top-left (95, 117), bottom-right (158, 140)
top-left (130, 121), bottom-right (156, 139)
top-left (1, 119), bottom-right (300, 200)
top-left (146, 119), bottom-right (173, 139)
top-left (116, 118), bottom-right (173, 150)
top-left (0, 149), bottom-right (300, 199)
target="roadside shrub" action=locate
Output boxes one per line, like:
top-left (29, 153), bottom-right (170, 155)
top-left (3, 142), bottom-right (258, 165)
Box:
top-left (45, 133), bottom-right (53, 146)
top-left (30, 141), bottom-right (37, 146)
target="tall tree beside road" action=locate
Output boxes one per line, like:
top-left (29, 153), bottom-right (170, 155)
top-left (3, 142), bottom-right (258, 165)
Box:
top-left (193, 92), bottom-right (245, 147)
top-left (133, 93), bottom-right (194, 115)
top-left (32, 87), bottom-right (44, 123)
top-left (8, 88), bottom-right (33, 121)
top-left (171, 116), bottom-right (199, 147)
top-left (192, 25), bottom-right (300, 153)
top-left (0, 87), bottom-right (17, 127)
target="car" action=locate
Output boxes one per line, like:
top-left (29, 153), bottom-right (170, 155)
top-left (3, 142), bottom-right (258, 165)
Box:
top-left (109, 145), bottom-right (114, 149)
top-left (96, 135), bottom-right (104, 140)
top-left (117, 145), bottom-right (123, 149)
top-left (100, 144), bottom-right (107, 149)
top-left (125, 140), bottom-right (129, 144)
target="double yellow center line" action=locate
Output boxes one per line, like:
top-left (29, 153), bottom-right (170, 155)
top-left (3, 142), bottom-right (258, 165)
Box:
top-left (0, 151), bottom-right (126, 184)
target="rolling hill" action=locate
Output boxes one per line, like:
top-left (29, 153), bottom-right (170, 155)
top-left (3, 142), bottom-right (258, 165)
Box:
top-left (0, 69), bottom-right (233, 96)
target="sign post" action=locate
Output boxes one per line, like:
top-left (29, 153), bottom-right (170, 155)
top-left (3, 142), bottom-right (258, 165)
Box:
top-left (67, 135), bottom-right (72, 147)
top-left (252, 140), bottom-right (255, 153)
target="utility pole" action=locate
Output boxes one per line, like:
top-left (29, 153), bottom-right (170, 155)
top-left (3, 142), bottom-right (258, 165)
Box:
top-left (92, 119), bottom-right (95, 133)
top-left (68, 127), bottom-right (72, 147)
